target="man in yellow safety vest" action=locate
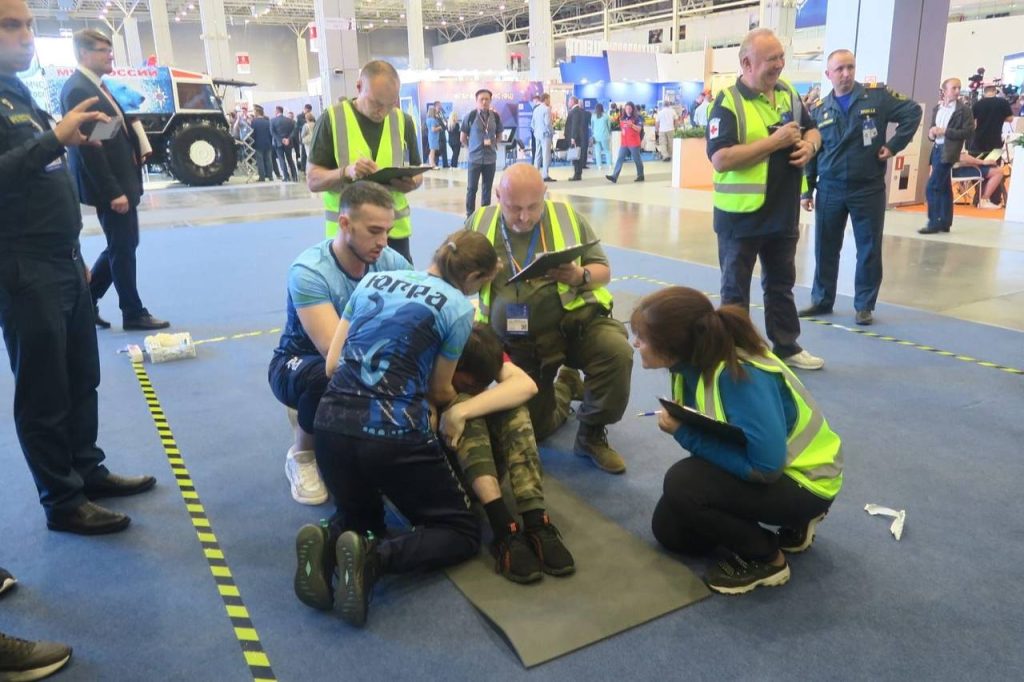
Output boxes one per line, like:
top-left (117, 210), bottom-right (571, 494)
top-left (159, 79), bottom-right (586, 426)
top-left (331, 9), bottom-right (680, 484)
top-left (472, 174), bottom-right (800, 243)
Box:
top-left (307, 60), bottom-right (423, 263)
top-left (706, 28), bottom-right (825, 371)
top-left (466, 164), bottom-right (634, 474)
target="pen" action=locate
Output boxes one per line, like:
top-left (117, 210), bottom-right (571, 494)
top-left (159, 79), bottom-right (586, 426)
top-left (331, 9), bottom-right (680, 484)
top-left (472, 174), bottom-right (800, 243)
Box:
top-left (636, 410), bottom-right (663, 417)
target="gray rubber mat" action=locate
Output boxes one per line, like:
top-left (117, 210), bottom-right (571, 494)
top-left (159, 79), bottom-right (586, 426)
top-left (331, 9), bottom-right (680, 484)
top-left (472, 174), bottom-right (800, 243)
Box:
top-left (445, 477), bottom-right (711, 667)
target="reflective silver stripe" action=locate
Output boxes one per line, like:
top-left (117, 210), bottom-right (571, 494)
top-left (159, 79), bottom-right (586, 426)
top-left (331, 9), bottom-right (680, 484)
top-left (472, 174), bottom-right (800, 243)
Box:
top-left (790, 86), bottom-right (801, 126)
top-left (332, 103), bottom-right (350, 168)
top-left (474, 206), bottom-right (501, 237)
top-left (713, 183), bottom-right (766, 194)
top-left (550, 201), bottom-right (579, 247)
top-left (394, 205), bottom-right (411, 219)
top-left (324, 209), bottom-right (337, 222)
top-left (728, 86), bottom-right (746, 144)
top-left (388, 110), bottom-right (403, 167)
top-left (700, 379), bottom-right (716, 418)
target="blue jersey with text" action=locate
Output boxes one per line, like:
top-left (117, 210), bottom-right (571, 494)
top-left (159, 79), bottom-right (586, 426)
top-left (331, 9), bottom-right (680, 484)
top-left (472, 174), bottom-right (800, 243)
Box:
top-left (274, 240), bottom-right (411, 358)
top-left (315, 271), bottom-right (473, 441)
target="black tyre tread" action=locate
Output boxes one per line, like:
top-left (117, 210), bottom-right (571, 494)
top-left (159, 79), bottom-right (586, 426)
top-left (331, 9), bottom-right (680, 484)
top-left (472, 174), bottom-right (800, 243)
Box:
top-left (166, 119), bottom-right (237, 186)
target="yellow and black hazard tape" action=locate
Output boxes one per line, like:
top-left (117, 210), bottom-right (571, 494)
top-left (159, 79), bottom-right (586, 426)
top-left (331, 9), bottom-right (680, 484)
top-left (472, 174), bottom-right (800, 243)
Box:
top-left (610, 274), bottom-right (1024, 376)
top-left (130, 361), bottom-right (277, 682)
top-left (193, 328), bottom-right (282, 346)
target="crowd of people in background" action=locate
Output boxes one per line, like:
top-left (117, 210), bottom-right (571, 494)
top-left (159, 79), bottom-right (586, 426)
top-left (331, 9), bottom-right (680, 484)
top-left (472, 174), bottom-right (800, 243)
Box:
top-left (228, 102), bottom-right (316, 182)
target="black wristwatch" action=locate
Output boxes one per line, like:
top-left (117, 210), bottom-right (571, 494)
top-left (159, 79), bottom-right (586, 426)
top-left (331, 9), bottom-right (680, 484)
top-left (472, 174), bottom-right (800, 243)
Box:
top-left (580, 267), bottom-right (592, 287)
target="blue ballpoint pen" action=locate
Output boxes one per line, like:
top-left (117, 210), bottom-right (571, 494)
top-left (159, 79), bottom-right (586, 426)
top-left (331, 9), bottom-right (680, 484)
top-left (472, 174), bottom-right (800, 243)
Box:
top-left (636, 410), bottom-right (663, 417)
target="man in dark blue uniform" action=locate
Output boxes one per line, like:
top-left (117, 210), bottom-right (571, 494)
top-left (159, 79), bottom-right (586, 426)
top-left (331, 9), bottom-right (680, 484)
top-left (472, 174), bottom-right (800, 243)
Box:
top-left (1, 0), bottom-right (155, 539)
top-left (799, 49), bottom-right (922, 325)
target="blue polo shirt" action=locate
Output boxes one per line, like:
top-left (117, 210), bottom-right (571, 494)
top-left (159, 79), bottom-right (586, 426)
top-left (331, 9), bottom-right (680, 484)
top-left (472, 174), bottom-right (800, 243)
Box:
top-left (706, 78), bottom-right (815, 239)
top-left (274, 240), bottom-right (411, 358)
top-left (461, 108), bottom-right (502, 165)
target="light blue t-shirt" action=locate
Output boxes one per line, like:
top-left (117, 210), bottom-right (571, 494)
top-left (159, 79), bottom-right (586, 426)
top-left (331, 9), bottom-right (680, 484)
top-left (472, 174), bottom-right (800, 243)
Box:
top-left (274, 240), bottom-right (412, 358)
top-left (531, 103), bottom-right (552, 138)
top-left (315, 270), bottom-right (474, 441)
top-left (591, 113), bottom-right (611, 142)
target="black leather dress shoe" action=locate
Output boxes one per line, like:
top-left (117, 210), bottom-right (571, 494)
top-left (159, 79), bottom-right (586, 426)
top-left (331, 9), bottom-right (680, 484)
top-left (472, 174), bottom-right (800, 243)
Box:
top-left (123, 315), bottom-right (170, 331)
top-left (47, 501), bottom-right (131, 535)
top-left (84, 473), bottom-right (156, 499)
top-left (918, 226), bottom-right (943, 234)
top-left (94, 308), bottom-right (111, 329)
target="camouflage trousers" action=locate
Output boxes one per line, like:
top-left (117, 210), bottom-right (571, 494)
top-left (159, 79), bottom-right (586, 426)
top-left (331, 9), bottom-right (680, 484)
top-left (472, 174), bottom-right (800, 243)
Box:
top-left (449, 396), bottom-right (545, 513)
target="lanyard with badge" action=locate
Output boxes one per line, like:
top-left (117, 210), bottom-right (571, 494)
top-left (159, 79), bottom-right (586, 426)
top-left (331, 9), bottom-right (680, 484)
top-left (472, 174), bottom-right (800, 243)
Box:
top-left (500, 219), bottom-right (546, 336)
top-left (862, 117), bottom-right (878, 146)
top-left (480, 110), bottom-right (493, 147)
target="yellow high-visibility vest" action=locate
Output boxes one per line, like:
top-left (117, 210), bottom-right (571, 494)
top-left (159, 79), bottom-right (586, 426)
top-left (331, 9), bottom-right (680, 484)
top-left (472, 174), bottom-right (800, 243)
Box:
top-left (324, 100), bottom-right (411, 238)
top-left (469, 201), bottom-right (613, 323)
top-left (671, 350), bottom-right (843, 499)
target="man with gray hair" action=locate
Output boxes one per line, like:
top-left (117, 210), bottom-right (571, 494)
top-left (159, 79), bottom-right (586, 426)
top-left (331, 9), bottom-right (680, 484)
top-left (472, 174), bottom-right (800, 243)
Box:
top-left (706, 27), bottom-right (824, 370)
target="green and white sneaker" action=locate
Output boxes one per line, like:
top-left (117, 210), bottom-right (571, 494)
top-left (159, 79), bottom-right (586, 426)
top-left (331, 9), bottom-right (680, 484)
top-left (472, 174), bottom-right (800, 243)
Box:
top-left (294, 523), bottom-right (332, 610)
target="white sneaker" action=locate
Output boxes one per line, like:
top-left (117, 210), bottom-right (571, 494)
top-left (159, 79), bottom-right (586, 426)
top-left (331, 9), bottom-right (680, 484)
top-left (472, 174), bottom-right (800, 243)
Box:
top-left (286, 447), bottom-right (328, 505)
top-left (783, 350), bottom-right (825, 370)
top-left (978, 199), bottom-right (1001, 210)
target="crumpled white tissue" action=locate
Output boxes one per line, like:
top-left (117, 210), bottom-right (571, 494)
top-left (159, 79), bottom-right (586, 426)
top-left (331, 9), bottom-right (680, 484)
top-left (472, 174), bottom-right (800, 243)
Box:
top-left (864, 504), bottom-right (906, 540)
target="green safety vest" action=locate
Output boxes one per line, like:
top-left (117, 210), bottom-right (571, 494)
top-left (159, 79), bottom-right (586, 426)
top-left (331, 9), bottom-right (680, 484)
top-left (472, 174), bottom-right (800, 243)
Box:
top-left (469, 201), bottom-right (614, 323)
top-left (712, 78), bottom-right (805, 213)
top-left (324, 100), bottom-right (411, 239)
top-left (671, 350), bottom-right (843, 499)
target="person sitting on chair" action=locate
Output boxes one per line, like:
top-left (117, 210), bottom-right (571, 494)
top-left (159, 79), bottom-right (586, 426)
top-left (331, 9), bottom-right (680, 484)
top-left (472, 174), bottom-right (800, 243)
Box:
top-left (955, 149), bottom-right (1006, 210)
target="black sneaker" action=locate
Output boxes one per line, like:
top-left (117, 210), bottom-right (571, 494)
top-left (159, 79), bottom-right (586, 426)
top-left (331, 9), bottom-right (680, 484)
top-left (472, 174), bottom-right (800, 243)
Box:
top-left (0, 567), bottom-right (15, 598)
top-left (797, 303), bottom-right (832, 318)
top-left (294, 523), bottom-right (333, 610)
top-left (491, 523), bottom-right (542, 584)
top-left (778, 512), bottom-right (828, 554)
top-left (335, 531), bottom-right (381, 627)
top-left (525, 515), bottom-right (575, 576)
top-left (705, 554), bottom-right (790, 595)
top-left (0, 631), bottom-right (72, 681)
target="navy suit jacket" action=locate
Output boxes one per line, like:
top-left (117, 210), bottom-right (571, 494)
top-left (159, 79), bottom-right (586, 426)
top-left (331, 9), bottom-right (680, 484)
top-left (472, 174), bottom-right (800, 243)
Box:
top-left (270, 115), bottom-right (295, 148)
top-left (60, 69), bottom-right (143, 208)
top-left (251, 117), bottom-right (272, 151)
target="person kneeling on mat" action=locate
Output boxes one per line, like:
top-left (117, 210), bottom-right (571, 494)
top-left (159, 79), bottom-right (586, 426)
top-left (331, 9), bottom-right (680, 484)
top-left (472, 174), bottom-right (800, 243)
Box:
top-left (630, 287), bottom-right (843, 595)
top-left (293, 231), bottom-right (499, 627)
top-left (440, 324), bottom-right (575, 584)
top-left (267, 182), bottom-right (412, 506)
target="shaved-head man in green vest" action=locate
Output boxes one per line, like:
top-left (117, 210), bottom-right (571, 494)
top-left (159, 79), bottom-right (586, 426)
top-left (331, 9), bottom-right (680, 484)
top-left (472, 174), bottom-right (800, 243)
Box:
top-left (307, 60), bottom-right (423, 263)
top-left (465, 163), bottom-right (634, 474)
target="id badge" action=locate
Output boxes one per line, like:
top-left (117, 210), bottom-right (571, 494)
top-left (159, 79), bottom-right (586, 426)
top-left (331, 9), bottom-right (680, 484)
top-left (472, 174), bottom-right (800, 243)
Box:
top-left (506, 303), bottom-right (529, 336)
top-left (862, 118), bottom-right (877, 147)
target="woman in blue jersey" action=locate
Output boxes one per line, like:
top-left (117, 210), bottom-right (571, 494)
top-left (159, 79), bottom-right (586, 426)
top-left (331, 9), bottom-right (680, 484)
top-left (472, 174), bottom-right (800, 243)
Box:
top-left (293, 230), bottom-right (499, 627)
top-left (630, 287), bottom-right (843, 595)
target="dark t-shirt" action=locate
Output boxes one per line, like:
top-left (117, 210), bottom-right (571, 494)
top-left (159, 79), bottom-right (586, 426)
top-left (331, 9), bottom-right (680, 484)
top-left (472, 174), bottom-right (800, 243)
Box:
top-left (971, 96), bottom-right (1013, 153)
top-left (706, 81), bottom-right (815, 238)
top-left (309, 101), bottom-right (421, 169)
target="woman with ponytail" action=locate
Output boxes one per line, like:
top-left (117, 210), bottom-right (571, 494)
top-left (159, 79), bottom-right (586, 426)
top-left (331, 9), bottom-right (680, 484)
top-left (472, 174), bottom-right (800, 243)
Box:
top-left (630, 286), bottom-right (843, 595)
top-left (292, 230), bottom-right (499, 627)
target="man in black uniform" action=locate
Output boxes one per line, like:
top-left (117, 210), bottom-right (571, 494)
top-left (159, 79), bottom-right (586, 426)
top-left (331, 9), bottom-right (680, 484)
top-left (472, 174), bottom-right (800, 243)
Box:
top-left (0, 0), bottom-right (155, 538)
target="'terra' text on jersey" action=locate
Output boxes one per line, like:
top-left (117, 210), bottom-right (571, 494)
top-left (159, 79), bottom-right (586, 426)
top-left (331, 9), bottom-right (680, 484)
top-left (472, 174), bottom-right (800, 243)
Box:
top-left (315, 271), bottom-right (474, 442)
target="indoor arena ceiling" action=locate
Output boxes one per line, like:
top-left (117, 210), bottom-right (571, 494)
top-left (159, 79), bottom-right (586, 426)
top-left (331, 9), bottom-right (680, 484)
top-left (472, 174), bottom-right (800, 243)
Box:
top-left (25, 0), bottom-right (1018, 42)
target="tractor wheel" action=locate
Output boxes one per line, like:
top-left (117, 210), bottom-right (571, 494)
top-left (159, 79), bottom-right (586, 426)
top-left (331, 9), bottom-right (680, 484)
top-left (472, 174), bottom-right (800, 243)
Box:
top-left (166, 120), bottom-right (237, 186)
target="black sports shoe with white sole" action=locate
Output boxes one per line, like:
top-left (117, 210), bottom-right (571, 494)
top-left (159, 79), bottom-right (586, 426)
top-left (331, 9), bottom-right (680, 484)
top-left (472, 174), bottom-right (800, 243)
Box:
top-left (705, 554), bottom-right (790, 595)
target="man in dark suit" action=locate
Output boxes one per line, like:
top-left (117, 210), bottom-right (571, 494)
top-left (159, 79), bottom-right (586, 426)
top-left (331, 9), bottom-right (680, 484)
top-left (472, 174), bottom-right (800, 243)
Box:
top-left (251, 105), bottom-right (274, 180)
top-left (564, 97), bottom-right (590, 181)
top-left (61, 28), bottom-right (169, 331)
top-left (271, 105), bottom-right (297, 181)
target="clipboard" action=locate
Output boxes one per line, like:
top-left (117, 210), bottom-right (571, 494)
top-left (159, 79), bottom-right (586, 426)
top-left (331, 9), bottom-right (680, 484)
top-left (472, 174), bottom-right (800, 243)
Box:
top-left (506, 239), bottom-right (600, 283)
top-left (363, 165), bottom-right (432, 184)
top-left (658, 397), bottom-right (747, 445)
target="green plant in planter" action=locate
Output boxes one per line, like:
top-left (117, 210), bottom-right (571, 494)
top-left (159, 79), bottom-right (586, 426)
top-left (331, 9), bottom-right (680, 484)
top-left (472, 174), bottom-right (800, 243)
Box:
top-left (674, 126), bottom-right (707, 139)
top-left (553, 115), bottom-right (566, 131)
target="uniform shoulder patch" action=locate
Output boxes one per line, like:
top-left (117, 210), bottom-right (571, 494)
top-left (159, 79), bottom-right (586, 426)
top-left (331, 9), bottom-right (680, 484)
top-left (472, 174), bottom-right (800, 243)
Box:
top-left (866, 81), bottom-right (885, 89)
top-left (886, 87), bottom-right (908, 100)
